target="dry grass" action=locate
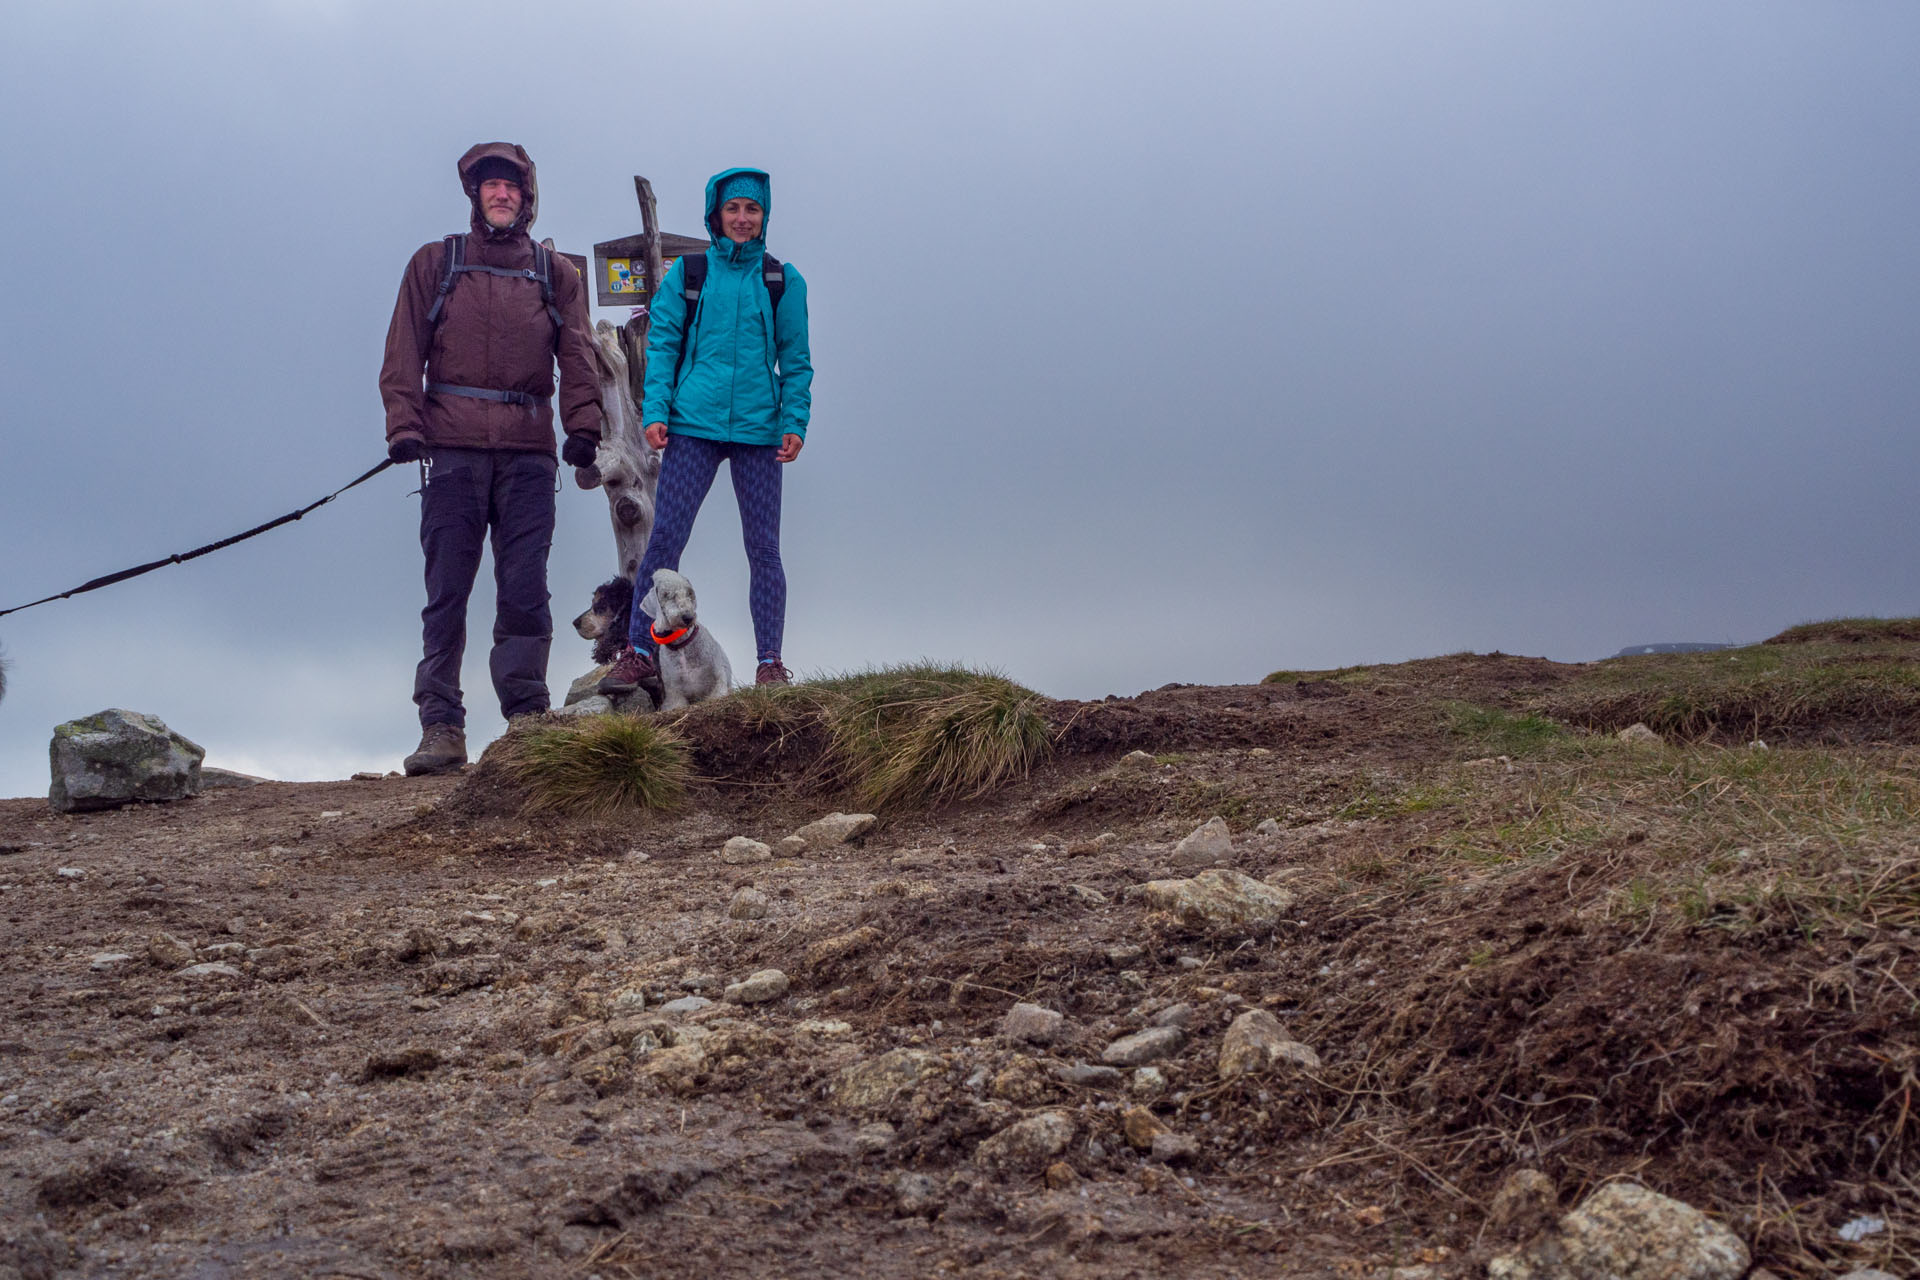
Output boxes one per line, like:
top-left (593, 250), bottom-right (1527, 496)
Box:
top-left (496, 715), bottom-right (690, 815)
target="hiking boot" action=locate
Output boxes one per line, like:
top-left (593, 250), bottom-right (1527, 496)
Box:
top-left (404, 723), bottom-right (467, 776)
top-left (597, 647), bottom-right (662, 699)
top-left (755, 659), bottom-right (792, 687)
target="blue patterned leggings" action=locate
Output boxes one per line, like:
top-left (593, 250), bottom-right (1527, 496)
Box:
top-left (626, 435), bottom-right (785, 662)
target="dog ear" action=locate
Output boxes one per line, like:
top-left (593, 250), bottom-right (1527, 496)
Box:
top-left (639, 586), bottom-right (659, 621)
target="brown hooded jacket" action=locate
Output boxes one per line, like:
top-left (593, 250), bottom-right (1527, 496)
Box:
top-left (380, 142), bottom-right (602, 455)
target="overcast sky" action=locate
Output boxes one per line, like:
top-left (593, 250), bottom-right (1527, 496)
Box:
top-left (2, 0), bottom-right (1916, 796)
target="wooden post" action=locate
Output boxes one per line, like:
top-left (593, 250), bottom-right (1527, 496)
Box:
top-left (620, 176), bottom-right (664, 412)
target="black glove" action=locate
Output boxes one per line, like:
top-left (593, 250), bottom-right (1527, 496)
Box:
top-left (562, 433), bottom-right (598, 469)
top-left (388, 436), bottom-right (426, 465)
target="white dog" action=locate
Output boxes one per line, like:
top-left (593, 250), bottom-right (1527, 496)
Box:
top-left (640, 569), bottom-right (732, 710)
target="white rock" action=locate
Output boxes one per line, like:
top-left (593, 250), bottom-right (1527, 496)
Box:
top-left (1120, 750), bottom-right (1156, 768)
top-left (1488, 1181), bottom-right (1749, 1280)
top-left (1000, 1002), bottom-right (1065, 1044)
top-left (657, 996), bottom-right (712, 1015)
top-left (1131, 868), bottom-right (1296, 936)
top-left (610, 989), bottom-right (647, 1014)
top-left (1218, 1008), bottom-right (1321, 1078)
top-left (974, 1110), bottom-right (1076, 1170)
top-left (1617, 723), bottom-right (1662, 746)
top-left (1254, 817), bottom-right (1282, 837)
top-left (554, 695), bottom-right (614, 718)
top-left (1130, 1066), bottom-right (1167, 1097)
top-left (725, 969), bottom-right (790, 1003)
top-left (728, 887), bottom-right (771, 920)
top-left (854, 1121), bottom-right (896, 1154)
top-left (1173, 816), bottom-right (1234, 864)
top-left (1101, 1026), bottom-right (1182, 1066)
top-left (56, 867), bottom-right (86, 880)
top-left (775, 835), bottom-right (809, 857)
top-left (177, 962), bottom-right (244, 980)
top-left (791, 812), bottom-right (876, 847)
top-left (721, 836), bottom-right (772, 864)
top-left (89, 952), bottom-right (134, 970)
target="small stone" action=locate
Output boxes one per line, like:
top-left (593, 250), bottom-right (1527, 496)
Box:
top-left (1489, 1169), bottom-right (1559, 1241)
top-left (974, 1110), bottom-right (1075, 1171)
top-left (1149, 1132), bottom-right (1198, 1163)
top-left (724, 969), bottom-right (789, 1003)
top-left (200, 767), bottom-right (267, 789)
top-left (776, 835), bottom-right (808, 857)
top-left (1067, 883), bottom-right (1108, 905)
top-left (727, 887), bottom-right (770, 920)
top-left (1000, 1002), bottom-right (1066, 1044)
top-left (805, 925), bottom-right (883, 968)
top-left (1174, 955), bottom-right (1204, 970)
top-left (1218, 1008), bottom-right (1321, 1078)
top-left (319, 810), bottom-right (344, 819)
top-left (1748, 740), bottom-right (1769, 751)
top-left (1044, 1161), bottom-right (1079, 1189)
top-left (1617, 723), bottom-right (1662, 745)
top-left (658, 995), bottom-right (712, 1015)
top-left (89, 952), bottom-right (134, 970)
top-left (1172, 816), bottom-right (1234, 864)
top-left (554, 695), bottom-right (614, 718)
top-left (1488, 1181), bottom-right (1748, 1280)
top-left (225, 917), bottom-right (247, 935)
top-left (854, 1121), bottom-right (896, 1154)
top-left (351, 771), bottom-right (385, 781)
top-left (893, 1172), bottom-right (942, 1217)
top-left (1131, 868), bottom-right (1296, 936)
top-left (148, 932), bottom-right (195, 968)
top-left (1249, 747), bottom-right (1272, 757)
top-left (1123, 1105), bottom-right (1168, 1150)
top-left (794, 1018), bottom-right (852, 1038)
top-left (56, 867), bottom-right (85, 880)
top-left (202, 942), bottom-right (245, 960)
top-left (1056, 1063), bottom-right (1125, 1088)
top-left (1131, 1066), bottom-right (1167, 1097)
top-left (1254, 817), bottom-right (1282, 836)
top-left (1105, 944), bottom-right (1145, 965)
top-left (633, 1042), bottom-right (707, 1093)
top-left (1151, 1003), bottom-right (1195, 1029)
top-left (835, 1049), bottom-right (944, 1110)
top-left (791, 812), bottom-right (877, 847)
top-left (1120, 750), bottom-right (1155, 768)
top-left (610, 989), bottom-right (646, 1015)
top-left (1102, 1026), bottom-right (1182, 1066)
top-left (721, 836), bottom-right (772, 864)
top-left (177, 962), bottom-right (243, 980)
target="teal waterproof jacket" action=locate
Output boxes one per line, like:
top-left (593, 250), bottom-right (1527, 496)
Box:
top-left (641, 167), bottom-right (812, 445)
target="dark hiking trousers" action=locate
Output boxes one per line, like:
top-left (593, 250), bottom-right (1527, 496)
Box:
top-left (414, 447), bottom-right (558, 728)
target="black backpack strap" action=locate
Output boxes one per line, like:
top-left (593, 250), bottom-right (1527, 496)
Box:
top-left (673, 254), bottom-right (709, 386)
top-left (531, 241), bottom-right (565, 339)
top-left (424, 234), bottom-right (464, 327)
top-left (762, 252), bottom-right (784, 315)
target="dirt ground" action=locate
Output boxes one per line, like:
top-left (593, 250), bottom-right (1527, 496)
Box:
top-left (1, 655), bottom-right (1911, 1278)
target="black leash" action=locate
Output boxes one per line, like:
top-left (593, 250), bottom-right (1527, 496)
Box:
top-left (0, 459), bottom-right (395, 620)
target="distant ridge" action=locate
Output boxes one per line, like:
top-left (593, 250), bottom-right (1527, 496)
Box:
top-left (1612, 642), bottom-right (1739, 657)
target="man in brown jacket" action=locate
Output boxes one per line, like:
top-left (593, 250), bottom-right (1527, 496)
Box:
top-left (380, 142), bottom-right (602, 775)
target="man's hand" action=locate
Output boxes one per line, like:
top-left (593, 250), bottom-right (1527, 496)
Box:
top-left (388, 436), bottom-right (426, 464)
top-left (776, 433), bottom-right (804, 463)
top-left (562, 433), bottom-right (598, 469)
top-left (644, 422), bottom-right (669, 450)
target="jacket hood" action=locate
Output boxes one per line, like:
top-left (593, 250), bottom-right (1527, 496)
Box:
top-left (458, 142), bottom-right (538, 237)
top-left (704, 166), bottom-right (771, 247)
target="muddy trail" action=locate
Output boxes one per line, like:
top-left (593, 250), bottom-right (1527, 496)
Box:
top-left (2, 648), bottom-right (1915, 1278)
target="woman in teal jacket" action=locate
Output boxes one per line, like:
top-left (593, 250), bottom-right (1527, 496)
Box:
top-left (603, 167), bottom-right (813, 695)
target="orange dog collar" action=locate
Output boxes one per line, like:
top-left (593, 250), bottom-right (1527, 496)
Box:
top-left (650, 621), bottom-right (693, 647)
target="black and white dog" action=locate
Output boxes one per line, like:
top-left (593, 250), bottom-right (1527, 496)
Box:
top-left (572, 577), bottom-right (635, 667)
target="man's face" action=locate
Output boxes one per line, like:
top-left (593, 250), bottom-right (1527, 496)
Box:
top-left (720, 197), bottom-right (763, 245)
top-left (480, 177), bottom-right (524, 230)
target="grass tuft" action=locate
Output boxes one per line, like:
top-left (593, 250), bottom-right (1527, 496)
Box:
top-left (499, 715), bottom-right (690, 815)
top-left (822, 664), bottom-right (1053, 809)
top-left (1444, 702), bottom-right (1568, 757)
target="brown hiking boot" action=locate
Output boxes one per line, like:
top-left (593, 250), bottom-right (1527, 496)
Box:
top-left (404, 723), bottom-right (467, 776)
top-left (597, 646), bottom-right (662, 701)
top-left (755, 659), bottom-right (792, 686)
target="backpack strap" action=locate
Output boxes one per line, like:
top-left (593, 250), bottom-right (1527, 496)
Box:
top-left (674, 254), bottom-right (709, 385)
top-left (424, 234), bottom-right (464, 327)
top-left (762, 253), bottom-right (785, 315)
top-left (530, 241), bottom-right (565, 341)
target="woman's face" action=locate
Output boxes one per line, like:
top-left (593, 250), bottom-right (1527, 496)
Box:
top-left (720, 197), bottom-right (764, 244)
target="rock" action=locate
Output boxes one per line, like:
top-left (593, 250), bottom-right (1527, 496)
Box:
top-left (1044, 1161), bottom-right (1079, 1189)
top-left (634, 1043), bottom-right (706, 1093)
top-left (148, 932), bottom-right (196, 969)
top-left (1131, 868), bottom-right (1296, 936)
top-left (1254, 817), bottom-right (1282, 836)
top-left (1106, 944), bottom-right (1145, 965)
top-left (854, 1121), bottom-right (896, 1154)
top-left (49, 709), bottom-right (205, 813)
top-left (1617, 723), bottom-right (1662, 746)
top-left (657, 995), bottom-right (712, 1015)
top-left (974, 1110), bottom-right (1075, 1171)
top-left (1488, 1181), bottom-right (1749, 1280)
top-left (1249, 747), bottom-right (1272, 757)
top-left (177, 962), bottom-right (243, 980)
top-left (775, 835), bottom-right (808, 857)
top-left (792, 812), bottom-right (877, 847)
top-left (793, 1017), bottom-right (852, 1038)
top-left (1172, 816), bottom-right (1234, 864)
top-left (1066, 883), bottom-right (1108, 905)
top-left (805, 925), bottom-right (884, 968)
top-left (610, 989), bottom-right (647, 1015)
top-left (724, 969), bottom-right (789, 1003)
top-left (199, 767), bottom-right (267, 789)
top-left (1056, 1063), bottom-right (1124, 1088)
top-left (55, 866), bottom-right (85, 879)
top-left (721, 836), bottom-right (772, 865)
top-left (1103, 1026), bottom-right (1182, 1066)
top-left (1150, 1132), bottom-right (1198, 1163)
top-left (554, 695), bottom-right (614, 718)
top-left (727, 887), bottom-right (770, 920)
top-left (1218, 1009), bottom-right (1321, 1078)
top-left (834, 1049), bottom-right (944, 1110)
top-left (565, 667), bottom-right (611, 706)
top-left (1130, 1066), bottom-right (1167, 1097)
top-left (1122, 1105), bottom-right (1168, 1150)
top-left (1000, 1002), bottom-right (1065, 1044)
top-left (1489, 1169), bottom-right (1559, 1241)
top-left (894, 1172), bottom-right (942, 1217)
top-left (88, 952), bottom-right (134, 970)
top-left (1120, 750), bottom-right (1156, 768)
top-left (1151, 1002), bottom-right (1195, 1029)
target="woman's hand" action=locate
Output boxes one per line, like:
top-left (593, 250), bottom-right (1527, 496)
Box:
top-left (776, 433), bottom-right (804, 463)
top-left (644, 422), bottom-right (669, 450)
